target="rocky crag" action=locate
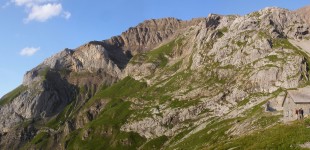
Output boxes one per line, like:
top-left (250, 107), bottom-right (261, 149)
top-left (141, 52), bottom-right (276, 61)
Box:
top-left (1, 6), bottom-right (310, 149)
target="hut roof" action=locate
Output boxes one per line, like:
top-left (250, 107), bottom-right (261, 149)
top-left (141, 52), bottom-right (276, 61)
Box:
top-left (288, 86), bottom-right (310, 103)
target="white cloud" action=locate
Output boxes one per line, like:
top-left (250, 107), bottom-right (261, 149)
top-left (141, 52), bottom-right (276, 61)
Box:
top-left (24, 3), bottom-right (62, 23)
top-left (9, 0), bottom-right (70, 23)
top-left (20, 47), bottom-right (40, 56)
top-left (11, 0), bottom-right (55, 7)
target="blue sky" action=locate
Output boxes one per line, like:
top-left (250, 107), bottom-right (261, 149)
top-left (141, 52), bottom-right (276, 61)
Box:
top-left (0, 0), bottom-right (309, 97)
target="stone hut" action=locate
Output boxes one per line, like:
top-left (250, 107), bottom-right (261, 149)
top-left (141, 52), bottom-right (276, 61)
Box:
top-left (283, 87), bottom-right (310, 122)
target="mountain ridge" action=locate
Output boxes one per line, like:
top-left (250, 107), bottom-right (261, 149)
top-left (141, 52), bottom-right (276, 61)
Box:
top-left (1, 6), bottom-right (310, 149)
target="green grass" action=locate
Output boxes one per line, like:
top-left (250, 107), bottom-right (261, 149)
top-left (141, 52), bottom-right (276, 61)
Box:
top-left (146, 40), bottom-right (178, 68)
top-left (130, 38), bottom-right (183, 68)
top-left (237, 98), bottom-right (250, 107)
top-left (136, 70), bottom-right (192, 104)
top-left (166, 128), bottom-right (194, 147)
top-left (217, 27), bottom-right (229, 38)
top-left (219, 27), bottom-right (228, 33)
top-left (169, 118), bottom-right (236, 150)
top-left (253, 115), bottom-right (281, 128)
top-left (245, 101), bottom-right (266, 118)
top-left (89, 99), bottom-right (131, 126)
top-left (65, 99), bottom-right (146, 150)
top-left (272, 38), bottom-right (298, 50)
top-left (79, 85), bottom-right (86, 95)
top-left (165, 60), bottom-right (183, 72)
top-left (0, 85), bottom-right (27, 106)
top-left (95, 76), bottom-right (147, 99)
top-left (155, 72), bottom-right (191, 100)
top-left (25, 132), bottom-right (51, 149)
top-left (214, 121), bottom-right (310, 149)
top-left (31, 132), bottom-right (50, 145)
top-left (63, 77), bottom-right (148, 149)
top-left (266, 55), bottom-right (280, 62)
top-left (258, 31), bottom-right (270, 39)
top-left (142, 136), bottom-right (169, 150)
top-left (236, 41), bottom-right (247, 47)
top-left (84, 76), bottom-right (147, 108)
top-left (47, 101), bottom-right (74, 129)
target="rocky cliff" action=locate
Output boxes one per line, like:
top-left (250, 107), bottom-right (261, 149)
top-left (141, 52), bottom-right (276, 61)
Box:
top-left (1, 6), bottom-right (310, 150)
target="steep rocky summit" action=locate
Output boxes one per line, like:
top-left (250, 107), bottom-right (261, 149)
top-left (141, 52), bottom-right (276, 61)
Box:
top-left (1, 6), bottom-right (310, 149)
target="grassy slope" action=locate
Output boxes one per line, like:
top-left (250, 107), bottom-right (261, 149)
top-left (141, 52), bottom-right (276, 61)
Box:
top-left (141, 136), bottom-right (169, 150)
top-left (130, 38), bottom-right (183, 68)
top-left (168, 118), bottom-right (237, 150)
top-left (214, 120), bottom-right (310, 150)
top-left (65, 99), bottom-right (145, 150)
top-left (0, 85), bottom-right (27, 106)
top-left (24, 77), bottom-right (147, 149)
top-left (167, 108), bottom-right (294, 150)
top-left (64, 77), bottom-right (148, 149)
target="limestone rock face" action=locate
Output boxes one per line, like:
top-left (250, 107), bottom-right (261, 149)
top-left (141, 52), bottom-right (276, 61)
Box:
top-left (23, 43), bottom-right (124, 86)
top-left (73, 43), bottom-right (122, 75)
top-left (103, 17), bottom-right (216, 55)
top-left (120, 18), bottom-right (183, 54)
top-left (0, 71), bottom-right (75, 132)
top-left (1, 6), bottom-right (310, 149)
top-left (42, 49), bottom-right (75, 70)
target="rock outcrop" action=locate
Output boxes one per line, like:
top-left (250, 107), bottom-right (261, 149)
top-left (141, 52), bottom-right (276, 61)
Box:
top-left (0, 71), bottom-right (75, 132)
